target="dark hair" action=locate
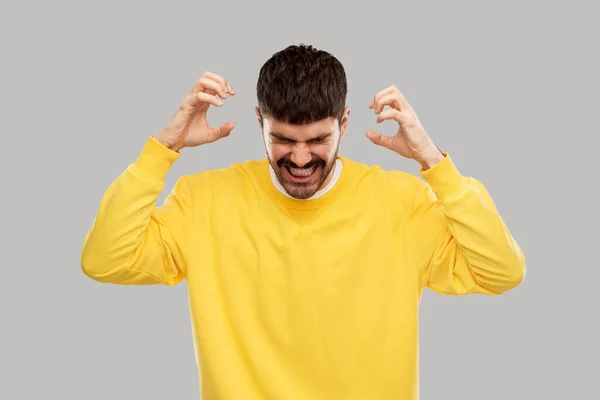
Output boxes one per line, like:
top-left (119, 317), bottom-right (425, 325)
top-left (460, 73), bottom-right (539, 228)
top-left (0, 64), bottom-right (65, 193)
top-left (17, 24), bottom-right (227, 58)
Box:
top-left (256, 43), bottom-right (347, 126)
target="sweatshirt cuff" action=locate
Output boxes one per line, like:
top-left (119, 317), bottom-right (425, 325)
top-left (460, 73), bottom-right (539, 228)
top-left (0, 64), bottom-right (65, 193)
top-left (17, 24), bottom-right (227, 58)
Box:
top-left (419, 152), bottom-right (468, 202)
top-left (131, 136), bottom-right (180, 183)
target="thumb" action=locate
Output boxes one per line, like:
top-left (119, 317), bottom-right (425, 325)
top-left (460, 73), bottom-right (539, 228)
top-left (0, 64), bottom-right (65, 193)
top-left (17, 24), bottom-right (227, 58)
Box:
top-left (208, 121), bottom-right (235, 141)
top-left (366, 130), bottom-right (395, 151)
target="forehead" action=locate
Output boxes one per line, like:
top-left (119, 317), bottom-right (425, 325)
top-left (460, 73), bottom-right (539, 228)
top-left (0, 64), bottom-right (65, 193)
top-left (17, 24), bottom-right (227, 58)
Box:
top-left (263, 116), bottom-right (338, 140)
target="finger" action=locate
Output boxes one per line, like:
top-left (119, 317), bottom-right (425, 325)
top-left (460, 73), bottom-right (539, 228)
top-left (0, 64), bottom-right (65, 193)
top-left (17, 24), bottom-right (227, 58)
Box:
top-left (226, 81), bottom-right (235, 95)
top-left (203, 71), bottom-right (230, 94)
top-left (369, 85), bottom-right (394, 109)
top-left (191, 73), bottom-right (213, 93)
top-left (376, 108), bottom-right (412, 126)
top-left (370, 85), bottom-right (408, 111)
top-left (191, 72), bottom-right (230, 98)
top-left (374, 92), bottom-right (403, 114)
top-left (196, 76), bottom-right (229, 99)
top-left (207, 121), bottom-right (235, 141)
top-left (183, 91), bottom-right (223, 111)
top-left (366, 129), bottom-right (395, 150)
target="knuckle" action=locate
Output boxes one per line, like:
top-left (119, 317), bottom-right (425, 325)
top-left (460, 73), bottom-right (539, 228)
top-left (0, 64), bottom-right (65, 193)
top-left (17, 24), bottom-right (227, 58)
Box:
top-left (179, 103), bottom-right (193, 114)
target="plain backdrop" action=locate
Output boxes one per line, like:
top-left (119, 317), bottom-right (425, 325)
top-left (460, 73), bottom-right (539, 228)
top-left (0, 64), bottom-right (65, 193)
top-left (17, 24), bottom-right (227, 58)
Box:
top-left (1, 0), bottom-right (598, 398)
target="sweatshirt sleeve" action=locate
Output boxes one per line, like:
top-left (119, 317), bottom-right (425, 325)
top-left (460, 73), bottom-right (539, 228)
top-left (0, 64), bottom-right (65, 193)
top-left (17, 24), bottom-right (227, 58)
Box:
top-left (80, 136), bottom-right (191, 286)
top-left (409, 153), bottom-right (526, 295)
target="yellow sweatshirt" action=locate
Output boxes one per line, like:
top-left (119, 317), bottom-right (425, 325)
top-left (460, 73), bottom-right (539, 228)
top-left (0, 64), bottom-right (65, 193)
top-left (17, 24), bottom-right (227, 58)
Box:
top-left (81, 136), bottom-right (525, 399)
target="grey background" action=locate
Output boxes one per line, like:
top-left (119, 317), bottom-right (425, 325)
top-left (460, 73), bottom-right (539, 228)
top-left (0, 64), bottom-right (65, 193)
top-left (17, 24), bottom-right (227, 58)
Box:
top-left (1, 0), bottom-right (597, 398)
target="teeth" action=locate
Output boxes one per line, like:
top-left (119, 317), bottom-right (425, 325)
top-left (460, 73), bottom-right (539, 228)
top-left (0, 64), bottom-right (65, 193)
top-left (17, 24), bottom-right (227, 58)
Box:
top-left (288, 165), bottom-right (316, 177)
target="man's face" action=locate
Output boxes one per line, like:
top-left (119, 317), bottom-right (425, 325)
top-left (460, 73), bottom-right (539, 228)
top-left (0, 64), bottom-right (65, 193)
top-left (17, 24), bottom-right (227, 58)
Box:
top-left (255, 106), bottom-right (350, 200)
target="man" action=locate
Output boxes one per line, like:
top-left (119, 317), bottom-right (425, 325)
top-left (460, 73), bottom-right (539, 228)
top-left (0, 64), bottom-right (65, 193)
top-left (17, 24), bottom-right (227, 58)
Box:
top-left (81, 44), bottom-right (525, 399)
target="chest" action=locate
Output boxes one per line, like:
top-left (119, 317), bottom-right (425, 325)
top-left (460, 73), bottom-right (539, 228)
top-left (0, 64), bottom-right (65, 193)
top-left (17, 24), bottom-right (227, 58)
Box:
top-left (208, 203), bottom-right (417, 302)
top-left (187, 200), bottom-right (420, 348)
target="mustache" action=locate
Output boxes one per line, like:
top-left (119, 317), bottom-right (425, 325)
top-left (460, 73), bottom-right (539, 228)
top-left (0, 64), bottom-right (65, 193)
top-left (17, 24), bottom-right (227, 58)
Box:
top-left (278, 156), bottom-right (325, 169)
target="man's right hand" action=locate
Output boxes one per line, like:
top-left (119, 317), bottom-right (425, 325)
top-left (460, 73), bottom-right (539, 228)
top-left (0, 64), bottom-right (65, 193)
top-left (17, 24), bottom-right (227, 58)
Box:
top-left (154, 71), bottom-right (236, 152)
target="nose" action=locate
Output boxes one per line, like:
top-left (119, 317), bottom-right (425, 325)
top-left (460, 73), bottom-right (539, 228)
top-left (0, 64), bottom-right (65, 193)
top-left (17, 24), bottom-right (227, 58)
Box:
top-left (290, 143), bottom-right (312, 167)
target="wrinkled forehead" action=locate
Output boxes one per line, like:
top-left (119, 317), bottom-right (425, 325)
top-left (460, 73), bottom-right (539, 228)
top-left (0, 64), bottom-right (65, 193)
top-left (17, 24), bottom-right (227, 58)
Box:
top-left (263, 116), bottom-right (339, 141)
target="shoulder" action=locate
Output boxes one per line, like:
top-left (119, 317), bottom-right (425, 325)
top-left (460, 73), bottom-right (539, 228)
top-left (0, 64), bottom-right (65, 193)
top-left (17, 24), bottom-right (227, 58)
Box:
top-left (339, 155), bottom-right (425, 195)
top-left (183, 158), bottom-right (267, 195)
top-left (339, 156), bottom-right (428, 219)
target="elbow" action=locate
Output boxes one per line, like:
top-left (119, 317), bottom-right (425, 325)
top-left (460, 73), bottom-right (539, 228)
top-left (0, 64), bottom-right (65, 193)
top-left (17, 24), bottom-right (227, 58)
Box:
top-left (497, 254), bottom-right (526, 293)
top-left (80, 231), bottom-right (101, 281)
top-left (81, 248), bottom-right (110, 283)
top-left (504, 265), bottom-right (525, 292)
top-left (81, 253), bottom-right (101, 281)
top-left (80, 232), bottom-right (116, 283)
top-left (81, 257), bottom-right (118, 284)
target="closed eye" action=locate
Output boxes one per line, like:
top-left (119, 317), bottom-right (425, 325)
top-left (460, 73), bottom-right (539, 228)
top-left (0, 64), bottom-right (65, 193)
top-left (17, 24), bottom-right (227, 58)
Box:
top-left (274, 137), bottom-right (293, 143)
top-left (270, 133), bottom-right (331, 144)
top-left (309, 135), bottom-right (331, 144)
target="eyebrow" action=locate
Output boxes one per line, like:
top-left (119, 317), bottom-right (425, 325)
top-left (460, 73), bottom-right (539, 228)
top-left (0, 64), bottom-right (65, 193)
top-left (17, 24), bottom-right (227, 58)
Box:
top-left (270, 132), bottom-right (332, 141)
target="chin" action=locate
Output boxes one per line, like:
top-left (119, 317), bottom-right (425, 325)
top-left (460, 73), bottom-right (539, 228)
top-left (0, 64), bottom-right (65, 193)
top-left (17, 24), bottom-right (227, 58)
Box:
top-left (284, 185), bottom-right (320, 200)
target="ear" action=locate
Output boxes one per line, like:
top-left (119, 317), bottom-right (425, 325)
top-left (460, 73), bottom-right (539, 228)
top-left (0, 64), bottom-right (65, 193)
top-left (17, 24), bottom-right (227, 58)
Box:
top-left (339, 107), bottom-right (350, 139)
top-left (254, 106), bottom-right (263, 132)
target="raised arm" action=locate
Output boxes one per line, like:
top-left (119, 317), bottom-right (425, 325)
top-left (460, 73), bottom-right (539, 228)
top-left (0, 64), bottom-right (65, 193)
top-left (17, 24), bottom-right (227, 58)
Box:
top-left (81, 137), bottom-right (191, 285)
top-left (410, 153), bottom-right (526, 295)
top-left (365, 84), bottom-right (525, 295)
top-left (81, 71), bottom-right (236, 285)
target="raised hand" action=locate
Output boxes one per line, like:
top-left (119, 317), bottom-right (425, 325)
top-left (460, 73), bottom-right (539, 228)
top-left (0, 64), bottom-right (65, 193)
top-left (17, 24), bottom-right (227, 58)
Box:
top-left (366, 84), bottom-right (444, 168)
top-left (154, 71), bottom-right (236, 152)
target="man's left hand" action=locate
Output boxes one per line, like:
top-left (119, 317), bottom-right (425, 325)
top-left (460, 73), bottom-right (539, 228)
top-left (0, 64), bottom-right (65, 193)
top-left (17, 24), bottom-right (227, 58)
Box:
top-left (366, 85), bottom-right (444, 169)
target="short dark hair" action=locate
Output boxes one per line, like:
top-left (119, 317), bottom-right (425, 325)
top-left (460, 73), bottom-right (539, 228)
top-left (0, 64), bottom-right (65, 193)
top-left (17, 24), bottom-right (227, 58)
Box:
top-left (256, 43), bottom-right (347, 126)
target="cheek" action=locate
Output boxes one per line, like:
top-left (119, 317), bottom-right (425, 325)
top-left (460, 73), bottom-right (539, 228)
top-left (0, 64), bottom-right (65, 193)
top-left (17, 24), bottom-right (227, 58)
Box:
top-left (268, 144), bottom-right (288, 160)
top-left (263, 136), bottom-right (276, 156)
top-left (321, 141), bottom-right (338, 160)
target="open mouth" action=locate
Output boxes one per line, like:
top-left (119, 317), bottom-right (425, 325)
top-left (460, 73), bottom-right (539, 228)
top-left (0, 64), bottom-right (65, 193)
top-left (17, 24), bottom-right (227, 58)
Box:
top-left (283, 164), bottom-right (319, 183)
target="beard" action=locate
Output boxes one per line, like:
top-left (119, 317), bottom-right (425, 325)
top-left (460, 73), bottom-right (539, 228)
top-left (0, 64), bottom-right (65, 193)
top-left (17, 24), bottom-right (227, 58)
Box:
top-left (269, 148), bottom-right (339, 200)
